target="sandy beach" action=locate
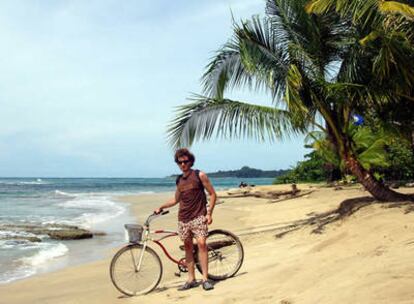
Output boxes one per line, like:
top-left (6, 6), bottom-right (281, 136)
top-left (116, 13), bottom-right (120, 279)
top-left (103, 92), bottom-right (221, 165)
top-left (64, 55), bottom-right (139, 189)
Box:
top-left (1, 184), bottom-right (414, 304)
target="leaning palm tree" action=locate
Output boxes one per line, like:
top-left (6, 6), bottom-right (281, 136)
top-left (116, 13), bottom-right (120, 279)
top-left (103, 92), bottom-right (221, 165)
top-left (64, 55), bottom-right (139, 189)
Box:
top-left (167, 0), bottom-right (413, 201)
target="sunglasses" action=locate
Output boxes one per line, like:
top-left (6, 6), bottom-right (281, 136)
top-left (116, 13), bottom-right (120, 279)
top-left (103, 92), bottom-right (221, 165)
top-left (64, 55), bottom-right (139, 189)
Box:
top-left (176, 160), bottom-right (190, 165)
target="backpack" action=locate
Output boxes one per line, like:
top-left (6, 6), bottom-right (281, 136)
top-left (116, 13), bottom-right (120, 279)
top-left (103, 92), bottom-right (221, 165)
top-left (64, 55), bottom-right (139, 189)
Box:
top-left (175, 169), bottom-right (205, 190)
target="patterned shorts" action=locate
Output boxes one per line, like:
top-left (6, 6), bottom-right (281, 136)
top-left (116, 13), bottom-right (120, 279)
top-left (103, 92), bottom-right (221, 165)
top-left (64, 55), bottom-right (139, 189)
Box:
top-left (178, 215), bottom-right (208, 241)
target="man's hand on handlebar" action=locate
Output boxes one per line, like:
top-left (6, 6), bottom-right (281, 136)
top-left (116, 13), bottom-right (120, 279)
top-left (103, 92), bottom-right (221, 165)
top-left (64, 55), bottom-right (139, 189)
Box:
top-left (154, 208), bottom-right (163, 215)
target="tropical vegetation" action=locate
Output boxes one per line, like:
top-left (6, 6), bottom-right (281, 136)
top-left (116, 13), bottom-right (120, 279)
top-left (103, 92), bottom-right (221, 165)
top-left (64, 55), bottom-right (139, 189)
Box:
top-left (167, 0), bottom-right (414, 201)
top-left (273, 150), bottom-right (332, 184)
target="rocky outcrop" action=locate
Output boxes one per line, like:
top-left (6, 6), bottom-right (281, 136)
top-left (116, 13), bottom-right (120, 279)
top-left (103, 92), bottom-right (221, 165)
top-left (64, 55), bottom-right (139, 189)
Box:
top-left (0, 236), bottom-right (42, 242)
top-left (0, 223), bottom-right (102, 242)
top-left (46, 229), bottom-right (93, 240)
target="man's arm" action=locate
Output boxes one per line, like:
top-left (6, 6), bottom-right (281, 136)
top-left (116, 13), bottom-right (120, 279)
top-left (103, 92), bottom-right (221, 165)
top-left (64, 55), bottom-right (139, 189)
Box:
top-left (199, 171), bottom-right (217, 225)
top-left (154, 189), bottom-right (180, 214)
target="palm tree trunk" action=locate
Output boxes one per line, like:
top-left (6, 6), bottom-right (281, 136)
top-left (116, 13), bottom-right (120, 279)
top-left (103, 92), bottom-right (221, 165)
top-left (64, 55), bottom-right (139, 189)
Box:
top-left (345, 155), bottom-right (410, 202)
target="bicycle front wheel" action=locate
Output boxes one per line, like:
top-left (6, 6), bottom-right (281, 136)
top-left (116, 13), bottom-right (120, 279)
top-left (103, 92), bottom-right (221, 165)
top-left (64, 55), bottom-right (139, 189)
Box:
top-left (110, 244), bottom-right (162, 296)
top-left (197, 229), bottom-right (244, 281)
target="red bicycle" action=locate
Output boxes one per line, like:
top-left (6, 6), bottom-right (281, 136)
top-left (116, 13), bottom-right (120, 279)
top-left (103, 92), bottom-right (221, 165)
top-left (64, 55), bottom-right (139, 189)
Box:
top-left (109, 210), bottom-right (244, 296)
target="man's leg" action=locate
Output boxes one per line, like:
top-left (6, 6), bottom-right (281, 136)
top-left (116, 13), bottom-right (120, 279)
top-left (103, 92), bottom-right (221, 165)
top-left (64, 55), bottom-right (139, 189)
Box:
top-left (196, 236), bottom-right (214, 290)
top-left (196, 236), bottom-right (208, 281)
top-left (184, 238), bottom-right (196, 282)
top-left (177, 221), bottom-right (198, 290)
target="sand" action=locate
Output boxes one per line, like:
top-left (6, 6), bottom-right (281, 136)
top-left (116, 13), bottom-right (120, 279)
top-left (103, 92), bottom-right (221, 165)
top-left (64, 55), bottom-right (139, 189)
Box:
top-left (1, 184), bottom-right (414, 304)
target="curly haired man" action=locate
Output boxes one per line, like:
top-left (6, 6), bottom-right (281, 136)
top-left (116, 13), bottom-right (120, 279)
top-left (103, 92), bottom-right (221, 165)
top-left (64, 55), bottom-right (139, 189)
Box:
top-left (155, 148), bottom-right (216, 291)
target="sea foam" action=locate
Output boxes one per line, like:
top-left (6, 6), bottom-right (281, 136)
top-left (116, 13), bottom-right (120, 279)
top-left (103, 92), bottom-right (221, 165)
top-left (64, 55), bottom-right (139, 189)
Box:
top-left (55, 194), bottom-right (126, 228)
top-left (0, 242), bottom-right (69, 284)
top-left (20, 243), bottom-right (69, 266)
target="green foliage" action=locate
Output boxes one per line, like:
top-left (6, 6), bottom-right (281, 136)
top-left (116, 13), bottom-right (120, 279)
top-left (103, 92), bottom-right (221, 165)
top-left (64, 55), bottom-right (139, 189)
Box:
top-left (348, 125), bottom-right (393, 170)
top-left (305, 130), bottom-right (341, 166)
top-left (354, 103), bottom-right (414, 181)
top-left (382, 139), bottom-right (414, 180)
top-left (287, 125), bottom-right (402, 184)
top-left (273, 151), bottom-right (331, 184)
top-left (305, 126), bottom-right (393, 174)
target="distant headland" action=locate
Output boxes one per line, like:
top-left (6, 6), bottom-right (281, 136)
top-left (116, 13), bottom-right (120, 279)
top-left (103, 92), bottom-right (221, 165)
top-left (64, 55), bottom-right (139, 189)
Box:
top-left (170, 166), bottom-right (290, 178)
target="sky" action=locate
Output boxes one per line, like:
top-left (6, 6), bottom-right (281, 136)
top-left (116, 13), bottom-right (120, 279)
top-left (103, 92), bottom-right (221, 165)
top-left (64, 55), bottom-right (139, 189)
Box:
top-left (0, 0), bottom-right (307, 177)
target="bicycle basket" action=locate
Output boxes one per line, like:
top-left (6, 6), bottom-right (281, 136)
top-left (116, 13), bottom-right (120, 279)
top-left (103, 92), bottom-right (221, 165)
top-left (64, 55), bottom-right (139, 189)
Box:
top-left (124, 224), bottom-right (144, 243)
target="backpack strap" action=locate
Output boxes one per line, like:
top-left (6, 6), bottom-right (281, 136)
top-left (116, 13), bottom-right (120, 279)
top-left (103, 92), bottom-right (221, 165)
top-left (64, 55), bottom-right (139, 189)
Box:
top-left (194, 169), bottom-right (205, 191)
top-left (175, 170), bottom-right (205, 191)
top-left (175, 174), bottom-right (183, 185)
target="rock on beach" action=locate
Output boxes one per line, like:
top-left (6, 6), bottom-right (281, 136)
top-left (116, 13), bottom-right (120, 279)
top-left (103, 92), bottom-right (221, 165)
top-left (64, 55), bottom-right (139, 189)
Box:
top-left (0, 223), bottom-right (97, 242)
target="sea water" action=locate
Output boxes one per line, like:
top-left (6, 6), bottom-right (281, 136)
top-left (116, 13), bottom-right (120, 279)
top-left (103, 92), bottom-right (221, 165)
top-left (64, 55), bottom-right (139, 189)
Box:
top-left (0, 177), bottom-right (273, 284)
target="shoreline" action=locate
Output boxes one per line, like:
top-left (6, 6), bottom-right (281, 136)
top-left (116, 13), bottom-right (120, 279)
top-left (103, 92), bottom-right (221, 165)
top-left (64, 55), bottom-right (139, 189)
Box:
top-left (1, 185), bottom-right (414, 303)
top-left (0, 192), bottom-right (144, 286)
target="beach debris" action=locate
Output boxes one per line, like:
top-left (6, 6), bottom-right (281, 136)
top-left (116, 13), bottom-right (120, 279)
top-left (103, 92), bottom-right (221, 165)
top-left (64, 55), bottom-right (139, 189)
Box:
top-left (267, 190), bottom-right (314, 204)
top-left (239, 181), bottom-right (255, 188)
top-left (223, 185), bottom-right (312, 202)
top-left (291, 183), bottom-right (298, 195)
top-left (0, 223), bottom-right (98, 241)
top-left (390, 183), bottom-right (400, 189)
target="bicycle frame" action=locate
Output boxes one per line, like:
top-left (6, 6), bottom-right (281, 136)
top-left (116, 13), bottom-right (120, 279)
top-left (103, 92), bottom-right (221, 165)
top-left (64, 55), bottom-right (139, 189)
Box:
top-left (139, 226), bottom-right (187, 269)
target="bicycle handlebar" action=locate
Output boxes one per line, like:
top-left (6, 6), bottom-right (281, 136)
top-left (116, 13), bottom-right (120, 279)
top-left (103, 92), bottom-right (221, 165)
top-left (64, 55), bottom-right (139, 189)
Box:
top-left (160, 210), bottom-right (170, 216)
top-left (144, 210), bottom-right (170, 226)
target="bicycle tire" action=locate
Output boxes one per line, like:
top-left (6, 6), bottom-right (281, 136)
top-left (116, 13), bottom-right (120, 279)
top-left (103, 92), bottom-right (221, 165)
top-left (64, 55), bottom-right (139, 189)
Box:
top-left (110, 244), bottom-right (162, 296)
top-left (196, 229), bottom-right (244, 281)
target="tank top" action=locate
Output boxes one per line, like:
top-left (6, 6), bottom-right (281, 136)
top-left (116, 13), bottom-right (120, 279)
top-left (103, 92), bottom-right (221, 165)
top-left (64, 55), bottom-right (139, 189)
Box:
top-left (176, 169), bottom-right (207, 223)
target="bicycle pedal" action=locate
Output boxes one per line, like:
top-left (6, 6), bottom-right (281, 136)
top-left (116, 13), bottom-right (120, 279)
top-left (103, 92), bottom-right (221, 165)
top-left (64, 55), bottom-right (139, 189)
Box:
top-left (174, 272), bottom-right (181, 277)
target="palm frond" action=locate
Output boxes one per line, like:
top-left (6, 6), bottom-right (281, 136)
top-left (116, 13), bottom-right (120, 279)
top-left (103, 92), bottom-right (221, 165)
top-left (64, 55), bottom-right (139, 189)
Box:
top-left (357, 137), bottom-right (390, 169)
top-left (166, 95), bottom-right (307, 149)
top-left (235, 16), bottom-right (290, 101)
top-left (306, 0), bottom-right (382, 25)
top-left (202, 16), bottom-right (291, 102)
top-left (201, 40), bottom-right (252, 99)
top-left (379, 1), bottom-right (414, 19)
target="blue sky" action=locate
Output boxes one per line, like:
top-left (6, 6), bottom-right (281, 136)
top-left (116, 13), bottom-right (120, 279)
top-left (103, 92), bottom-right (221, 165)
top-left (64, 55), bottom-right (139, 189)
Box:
top-left (0, 0), bottom-right (307, 177)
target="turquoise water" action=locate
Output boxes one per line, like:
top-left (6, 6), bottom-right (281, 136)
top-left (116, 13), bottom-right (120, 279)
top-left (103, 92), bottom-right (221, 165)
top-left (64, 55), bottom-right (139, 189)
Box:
top-left (0, 177), bottom-right (273, 284)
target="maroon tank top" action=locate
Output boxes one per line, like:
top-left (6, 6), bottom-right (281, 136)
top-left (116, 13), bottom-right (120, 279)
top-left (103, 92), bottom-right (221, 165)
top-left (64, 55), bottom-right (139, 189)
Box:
top-left (176, 169), bottom-right (207, 223)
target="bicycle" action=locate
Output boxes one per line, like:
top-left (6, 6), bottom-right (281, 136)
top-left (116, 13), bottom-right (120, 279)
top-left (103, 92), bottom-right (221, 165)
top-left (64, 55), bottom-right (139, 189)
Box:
top-left (109, 210), bottom-right (244, 296)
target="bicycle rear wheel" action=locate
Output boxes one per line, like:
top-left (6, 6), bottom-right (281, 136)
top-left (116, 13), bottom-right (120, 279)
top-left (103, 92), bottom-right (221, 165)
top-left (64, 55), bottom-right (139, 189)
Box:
top-left (110, 244), bottom-right (162, 296)
top-left (196, 229), bottom-right (244, 280)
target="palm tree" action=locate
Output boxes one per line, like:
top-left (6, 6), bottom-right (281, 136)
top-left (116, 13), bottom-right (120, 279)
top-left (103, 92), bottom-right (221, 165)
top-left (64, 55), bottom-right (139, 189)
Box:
top-left (167, 0), bottom-right (413, 201)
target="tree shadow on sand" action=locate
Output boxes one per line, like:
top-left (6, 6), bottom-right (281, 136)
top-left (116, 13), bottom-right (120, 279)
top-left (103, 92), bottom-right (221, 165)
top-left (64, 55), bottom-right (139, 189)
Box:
top-left (274, 194), bottom-right (414, 238)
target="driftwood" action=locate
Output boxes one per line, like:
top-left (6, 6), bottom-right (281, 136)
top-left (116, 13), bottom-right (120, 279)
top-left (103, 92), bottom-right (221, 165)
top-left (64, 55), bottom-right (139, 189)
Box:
top-left (267, 190), bottom-right (315, 203)
top-left (224, 190), bottom-right (309, 200)
top-left (224, 184), bottom-right (302, 200)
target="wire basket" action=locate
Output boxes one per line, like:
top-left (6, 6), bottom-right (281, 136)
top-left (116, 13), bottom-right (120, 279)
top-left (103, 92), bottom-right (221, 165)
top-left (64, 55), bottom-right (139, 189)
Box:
top-left (124, 224), bottom-right (144, 243)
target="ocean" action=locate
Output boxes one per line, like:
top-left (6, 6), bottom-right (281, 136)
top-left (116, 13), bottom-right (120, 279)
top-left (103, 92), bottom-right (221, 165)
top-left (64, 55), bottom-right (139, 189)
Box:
top-left (0, 177), bottom-right (273, 284)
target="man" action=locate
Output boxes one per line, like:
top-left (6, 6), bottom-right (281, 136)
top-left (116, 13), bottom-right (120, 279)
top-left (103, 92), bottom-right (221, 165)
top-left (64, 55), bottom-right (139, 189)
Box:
top-left (155, 148), bottom-right (216, 291)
